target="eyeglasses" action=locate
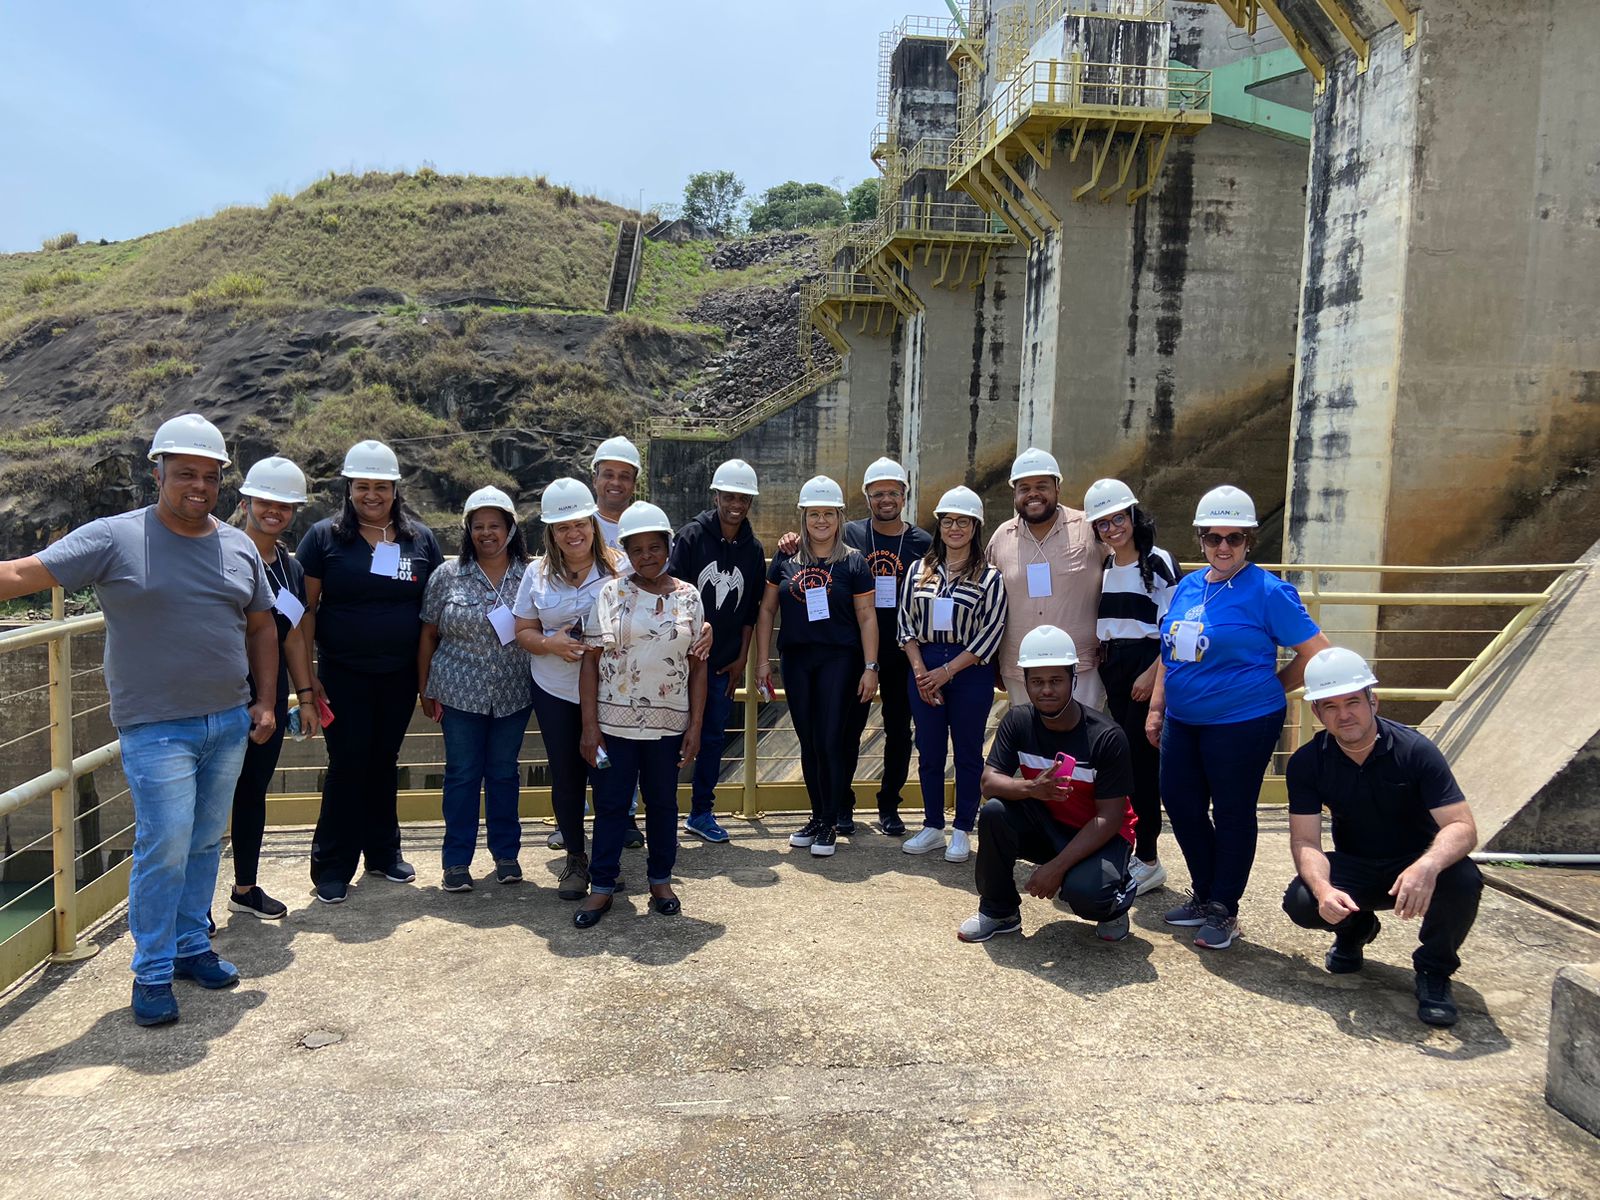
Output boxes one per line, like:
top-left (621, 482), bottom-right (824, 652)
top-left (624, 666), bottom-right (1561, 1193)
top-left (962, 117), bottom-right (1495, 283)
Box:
top-left (1092, 512), bottom-right (1129, 532)
top-left (1200, 532), bottom-right (1248, 548)
top-left (938, 516), bottom-right (974, 529)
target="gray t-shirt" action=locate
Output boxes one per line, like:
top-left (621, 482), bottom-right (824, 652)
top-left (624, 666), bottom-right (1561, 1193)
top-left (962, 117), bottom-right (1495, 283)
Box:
top-left (38, 507), bottom-right (274, 729)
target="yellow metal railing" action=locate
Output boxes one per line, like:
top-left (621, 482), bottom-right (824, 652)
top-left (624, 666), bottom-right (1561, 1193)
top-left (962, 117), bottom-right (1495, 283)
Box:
top-left (644, 360), bottom-right (845, 443)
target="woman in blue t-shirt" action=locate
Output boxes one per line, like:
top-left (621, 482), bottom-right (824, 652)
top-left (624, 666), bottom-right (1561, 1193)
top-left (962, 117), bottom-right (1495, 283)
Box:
top-left (1145, 486), bottom-right (1329, 951)
top-left (754, 476), bottom-right (879, 859)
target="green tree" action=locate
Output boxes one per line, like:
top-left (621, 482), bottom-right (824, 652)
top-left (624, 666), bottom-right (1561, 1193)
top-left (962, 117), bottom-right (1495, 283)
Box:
top-left (681, 170), bottom-right (745, 235)
top-left (845, 178), bottom-right (879, 222)
top-left (745, 181), bottom-right (847, 232)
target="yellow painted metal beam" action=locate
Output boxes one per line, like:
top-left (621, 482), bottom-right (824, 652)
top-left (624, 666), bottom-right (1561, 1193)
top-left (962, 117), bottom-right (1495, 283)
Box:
top-left (994, 148), bottom-right (1061, 232)
top-left (1073, 123), bottom-right (1119, 201)
top-left (1257, 0), bottom-right (1326, 85)
top-left (969, 243), bottom-right (994, 290)
top-left (1014, 132), bottom-right (1050, 172)
top-left (979, 159), bottom-right (1046, 241)
top-left (1127, 123), bottom-right (1173, 204)
top-left (956, 177), bottom-right (1031, 242)
top-left (952, 241), bottom-right (974, 289)
top-left (1380, 0), bottom-right (1418, 46)
top-left (1100, 121), bottom-right (1146, 203)
top-left (1312, 0), bottom-right (1369, 71)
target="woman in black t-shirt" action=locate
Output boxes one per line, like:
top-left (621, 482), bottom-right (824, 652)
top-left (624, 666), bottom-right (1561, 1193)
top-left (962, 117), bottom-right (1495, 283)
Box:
top-left (753, 476), bottom-right (878, 858)
top-left (296, 440), bottom-right (442, 904)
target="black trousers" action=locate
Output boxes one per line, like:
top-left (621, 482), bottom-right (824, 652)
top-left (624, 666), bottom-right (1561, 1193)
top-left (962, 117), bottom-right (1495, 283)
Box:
top-left (309, 660), bottom-right (415, 885)
top-left (230, 693), bottom-right (288, 887)
top-left (975, 797), bottom-right (1135, 922)
top-left (782, 643), bottom-right (865, 826)
top-left (529, 677), bottom-right (592, 857)
top-left (1099, 638), bottom-right (1162, 862)
top-left (1281, 852), bottom-right (1483, 977)
top-left (842, 639), bottom-right (912, 817)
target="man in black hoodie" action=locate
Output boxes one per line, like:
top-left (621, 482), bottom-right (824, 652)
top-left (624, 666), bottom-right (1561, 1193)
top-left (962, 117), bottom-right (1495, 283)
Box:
top-left (667, 459), bottom-right (767, 843)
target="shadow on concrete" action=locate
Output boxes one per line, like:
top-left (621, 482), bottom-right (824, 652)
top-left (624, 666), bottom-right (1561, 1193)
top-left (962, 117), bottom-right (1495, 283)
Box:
top-left (980, 915), bottom-right (1160, 995)
top-left (0, 918), bottom-right (132, 1039)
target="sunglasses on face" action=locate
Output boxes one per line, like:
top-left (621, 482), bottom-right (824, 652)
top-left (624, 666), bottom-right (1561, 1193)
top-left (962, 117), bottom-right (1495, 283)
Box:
top-left (1200, 532), bottom-right (1248, 548)
top-left (1092, 512), bottom-right (1129, 532)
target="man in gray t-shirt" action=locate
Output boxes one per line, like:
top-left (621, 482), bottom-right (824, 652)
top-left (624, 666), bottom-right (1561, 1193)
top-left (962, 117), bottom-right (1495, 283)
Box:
top-left (0, 413), bottom-right (278, 1028)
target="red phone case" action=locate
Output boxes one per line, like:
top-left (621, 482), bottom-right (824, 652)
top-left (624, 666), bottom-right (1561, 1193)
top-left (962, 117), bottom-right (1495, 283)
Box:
top-left (316, 695), bottom-right (336, 727)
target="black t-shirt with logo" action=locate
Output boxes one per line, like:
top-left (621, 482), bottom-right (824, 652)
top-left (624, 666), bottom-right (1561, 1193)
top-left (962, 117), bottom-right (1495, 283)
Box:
top-left (845, 518), bottom-right (934, 646)
top-left (766, 549), bottom-right (874, 650)
top-left (296, 518), bottom-right (443, 674)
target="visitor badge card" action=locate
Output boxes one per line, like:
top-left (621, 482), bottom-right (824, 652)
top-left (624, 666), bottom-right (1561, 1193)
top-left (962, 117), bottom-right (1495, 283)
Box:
top-left (1026, 561), bottom-right (1052, 598)
top-left (370, 541), bottom-right (401, 578)
top-left (273, 588), bottom-right (306, 628)
top-left (874, 575), bottom-right (898, 608)
top-left (931, 596), bottom-right (955, 631)
top-left (805, 586), bottom-right (830, 622)
top-left (486, 604), bottom-right (517, 645)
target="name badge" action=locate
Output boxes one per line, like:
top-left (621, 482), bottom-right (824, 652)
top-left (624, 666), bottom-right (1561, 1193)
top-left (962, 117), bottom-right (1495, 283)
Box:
top-left (370, 541), bottom-right (401, 578)
top-left (1171, 619), bottom-right (1205, 663)
top-left (874, 575), bottom-right (898, 609)
top-left (273, 588), bottom-right (306, 628)
top-left (486, 604), bottom-right (517, 646)
top-left (931, 596), bottom-right (955, 632)
top-left (804, 586), bottom-right (830, 622)
top-left (1026, 561), bottom-right (1052, 598)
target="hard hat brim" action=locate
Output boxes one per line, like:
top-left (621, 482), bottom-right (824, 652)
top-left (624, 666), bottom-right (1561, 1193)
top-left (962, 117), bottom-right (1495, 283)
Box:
top-left (711, 484), bottom-right (760, 496)
top-left (1304, 680), bottom-right (1378, 702)
top-left (150, 447), bottom-right (231, 466)
top-left (239, 485), bottom-right (305, 503)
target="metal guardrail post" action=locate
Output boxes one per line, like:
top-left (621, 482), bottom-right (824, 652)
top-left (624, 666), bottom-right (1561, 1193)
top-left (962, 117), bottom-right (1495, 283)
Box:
top-left (47, 586), bottom-right (96, 964)
top-left (741, 656), bottom-right (758, 819)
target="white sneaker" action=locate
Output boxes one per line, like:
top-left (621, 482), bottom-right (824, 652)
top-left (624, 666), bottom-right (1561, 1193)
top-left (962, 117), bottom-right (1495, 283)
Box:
top-left (1128, 858), bottom-right (1167, 895)
top-left (944, 829), bottom-right (972, 863)
top-left (902, 826), bottom-right (947, 856)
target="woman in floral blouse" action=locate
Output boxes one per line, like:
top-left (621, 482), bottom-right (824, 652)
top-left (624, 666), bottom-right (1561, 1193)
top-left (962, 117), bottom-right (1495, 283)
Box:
top-left (577, 502), bottom-right (707, 929)
top-left (418, 486), bottom-right (534, 892)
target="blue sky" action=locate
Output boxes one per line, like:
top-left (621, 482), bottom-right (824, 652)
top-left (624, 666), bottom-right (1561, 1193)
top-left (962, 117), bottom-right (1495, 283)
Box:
top-left (0, 0), bottom-right (921, 252)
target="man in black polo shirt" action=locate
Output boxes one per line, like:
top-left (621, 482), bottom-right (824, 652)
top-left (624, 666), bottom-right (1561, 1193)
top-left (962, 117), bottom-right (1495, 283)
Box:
top-left (1282, 647), bottom-right (1482, 1027)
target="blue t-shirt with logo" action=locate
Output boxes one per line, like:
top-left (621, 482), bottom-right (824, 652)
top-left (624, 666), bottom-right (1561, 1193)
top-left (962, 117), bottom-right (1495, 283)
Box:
top-left (1159, 563), bottom-right (1319, 724)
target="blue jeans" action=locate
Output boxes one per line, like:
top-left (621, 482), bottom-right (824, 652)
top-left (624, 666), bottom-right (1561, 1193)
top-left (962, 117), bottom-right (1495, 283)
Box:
top-left (589, 734), bottom-right (683, 894)
top-left (1160, 708), bottom-right (1285, 916)
top-left (118, 706), bottom-right (251, 984)
top-left (689, 679), bottom-right (737, 817)
top-left (440, 704), bottom-right (532, 868)
top-left (906, 642), bottom-right (991, 832)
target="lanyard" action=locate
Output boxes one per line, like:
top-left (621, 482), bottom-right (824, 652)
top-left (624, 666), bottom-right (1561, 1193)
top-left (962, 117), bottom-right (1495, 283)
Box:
top-left (265, 554), bottom-right (291, 596)
top-left (878, 525), bottom-right (909, 574)
top-left (1021, 519), bottom-right (1057, 565)
top-left (474, 562), bottom-right (516, 610)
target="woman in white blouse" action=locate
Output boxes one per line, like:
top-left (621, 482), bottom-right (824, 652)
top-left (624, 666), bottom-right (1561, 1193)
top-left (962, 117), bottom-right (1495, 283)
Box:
top-left (576, 502), bottom-right (707, 929)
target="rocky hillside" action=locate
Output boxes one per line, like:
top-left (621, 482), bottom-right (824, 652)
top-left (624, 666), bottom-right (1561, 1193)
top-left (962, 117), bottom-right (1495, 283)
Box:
top-left (0, 173), bottom-right (823, 557)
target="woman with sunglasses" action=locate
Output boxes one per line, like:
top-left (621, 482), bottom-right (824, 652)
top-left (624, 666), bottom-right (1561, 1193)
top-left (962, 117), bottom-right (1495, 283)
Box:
top-left (1146, 486), bottom-right (1328, 951)
top-left (1086, 479), bottom-right (1176, 897)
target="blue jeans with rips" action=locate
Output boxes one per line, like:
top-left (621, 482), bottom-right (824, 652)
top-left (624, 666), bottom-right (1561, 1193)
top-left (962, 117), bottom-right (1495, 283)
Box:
top-left (118, 705), bottom-right (251, 985)
top-left (440, 704), bottom-right (533, 868)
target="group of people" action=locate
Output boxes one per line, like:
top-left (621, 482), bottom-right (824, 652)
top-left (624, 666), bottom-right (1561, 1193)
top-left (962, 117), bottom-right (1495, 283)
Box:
top-left (0, 414), bottom-right (1482, 1032)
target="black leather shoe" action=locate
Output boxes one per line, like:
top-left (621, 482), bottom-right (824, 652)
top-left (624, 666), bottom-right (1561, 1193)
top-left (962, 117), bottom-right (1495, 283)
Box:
top-left (651, 894), bottom-right (682, 916)
top-left (1415, 972), bottom-right (1459, 1027)
top-left (574, 896), bottom-right (613, 929)
top-left (1326, 913), bottom-right (1380, 974)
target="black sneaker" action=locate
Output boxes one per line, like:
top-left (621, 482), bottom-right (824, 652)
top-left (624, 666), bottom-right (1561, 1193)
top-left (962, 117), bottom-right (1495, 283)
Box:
top-left (367, 859), bottom-right (417, 883)
top-left (879, 811), bottom-right (907, 837)
top-left (227, 886), bottom-right (288, 920)
top-left (314, 879), bottom-right (348, 905)
top-left (442, 866), bottom-right (474, 892)
top-left (623, 824), bottom-right (645, 850)
top-left (811, 827), bottom-right (838, 858)
top-left (835, 818), bottom-right (856, 836)
top-left (788, 818), bottom-right (825, 848)
top-left (1415, 972), bottom-right (1459, 1028)
top-left (494, 859), bottom-right (522, 885)
top-left (1325, 913), bottom-right (1380, 974)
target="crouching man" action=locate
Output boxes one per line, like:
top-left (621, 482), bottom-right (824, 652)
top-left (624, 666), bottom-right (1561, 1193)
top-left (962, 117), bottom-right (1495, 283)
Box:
top-left (957, 626), bottom-right (1138, 944)
top-left (1282, 647), bottom-right (1482, 1028)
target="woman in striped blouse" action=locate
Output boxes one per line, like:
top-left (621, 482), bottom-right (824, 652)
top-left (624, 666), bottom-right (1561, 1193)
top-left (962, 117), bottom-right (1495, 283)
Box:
top-left (1086, 479), bottom-right (1177, 895)
top-left (896, 486), bottom-right (1008, 863)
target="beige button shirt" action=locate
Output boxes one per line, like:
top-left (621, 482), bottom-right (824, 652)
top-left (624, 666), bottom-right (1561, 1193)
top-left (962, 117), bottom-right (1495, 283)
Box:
top-left (987, 505), bottom-right (1102, 686)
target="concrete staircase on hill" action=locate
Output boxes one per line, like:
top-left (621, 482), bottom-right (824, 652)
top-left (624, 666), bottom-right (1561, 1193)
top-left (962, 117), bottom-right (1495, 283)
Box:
top-left (605, 220), bottom-right (643, 313)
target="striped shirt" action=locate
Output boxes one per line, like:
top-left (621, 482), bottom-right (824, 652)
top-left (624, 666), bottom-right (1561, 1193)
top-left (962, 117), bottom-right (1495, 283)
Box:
top-left (896, 559), bottom-right (1007, 662)
top-left (1097, 547), bottom-right (1177, 641)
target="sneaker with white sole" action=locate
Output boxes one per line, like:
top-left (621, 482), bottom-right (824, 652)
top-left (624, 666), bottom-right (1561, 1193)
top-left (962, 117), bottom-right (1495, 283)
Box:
top-left (956, 911), bottom-right (1022, 943)
top-left (227, 886), bottom-right (288, 920)
top-left (902, 826), bottom-right (947, 856)
top-left (1128, 858), bottom-right (1167, 895)
top-left (1095, 912), bottom-right (1131, 942)
top-left (789, 818), bottom-right (826, 848)
top-left (1194, 901), bottom-right (1240, 950)
top-left (1163, 892), bottom-right (1208, 927)
top-left (810, 827), bottom-right (838, 857)
top-left (944, 829), bottom-right (972, 863)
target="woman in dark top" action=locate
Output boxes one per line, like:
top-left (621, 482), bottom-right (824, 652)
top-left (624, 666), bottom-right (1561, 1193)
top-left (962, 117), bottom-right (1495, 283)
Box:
top-left (297, 439), bottom-right (443, 904)
top-left (753, 475), bottom-right (878, 859)
top-left (227, 456), bottom-right (319, 921)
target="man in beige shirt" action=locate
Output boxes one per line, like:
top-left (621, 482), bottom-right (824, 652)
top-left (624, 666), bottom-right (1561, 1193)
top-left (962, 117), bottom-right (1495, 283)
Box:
top-left (986, 447), bottom-right (1107, 709)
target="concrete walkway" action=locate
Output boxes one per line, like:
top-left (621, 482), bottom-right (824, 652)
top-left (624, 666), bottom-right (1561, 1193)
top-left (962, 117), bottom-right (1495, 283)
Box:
top-left (1, 813), bottom-right (1596, 1199)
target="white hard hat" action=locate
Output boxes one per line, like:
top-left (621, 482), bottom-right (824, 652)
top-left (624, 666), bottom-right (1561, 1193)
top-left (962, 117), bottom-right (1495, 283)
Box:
top-left (1009, 446), bottom-right (1061, 483)
top-left (463, 485), bottom-right (516, 521)
top-left (1017, 625), bottom-right (1079, 669)
top-left (1084, 478), bottom-right (1138, 523)
top-left (539, 477), bottom-right (599, 524)
top-left (1194, 485), bottom-right (1258, 528)
top-left (862, 456), bottom-right (908, 492)
top-left (711, 458), bottom-right (760, 496)
top-left (1303, 646), bottom-right (1380, 702)
top-left (797, 475), bottom-right (846, 509)
top-left (933, 486), bottom-right (984, 523)
top-left (148, 413), bottom-right (230, 466)
top-left (616, 501), bottom-right (673, 543)
top-left (341, 439), bottom-right (402, 481)
top-left (239, 456), bottom-right (307, 504)
top-left (590, 435), bottom-right (642, 472)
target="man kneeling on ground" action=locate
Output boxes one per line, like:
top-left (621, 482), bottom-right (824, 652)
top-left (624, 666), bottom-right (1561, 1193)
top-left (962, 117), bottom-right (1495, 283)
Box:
top-left (1282, 647), bottom-right (1482, 1028)
top-left (957, 626), bottom-right (1138, 944)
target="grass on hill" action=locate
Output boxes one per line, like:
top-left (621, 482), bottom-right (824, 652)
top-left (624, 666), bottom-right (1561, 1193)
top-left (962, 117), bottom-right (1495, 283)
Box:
top-left (628, 238), bottom-right (806, 323)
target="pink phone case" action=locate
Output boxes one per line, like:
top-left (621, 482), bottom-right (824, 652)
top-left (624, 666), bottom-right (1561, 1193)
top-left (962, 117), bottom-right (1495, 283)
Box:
top-left (1052, 751), bottom-right (1076, 784)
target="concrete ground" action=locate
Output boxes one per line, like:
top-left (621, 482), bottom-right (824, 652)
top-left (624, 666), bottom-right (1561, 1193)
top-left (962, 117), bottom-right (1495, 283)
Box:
top-left (1, 812), bottom-right (1596, 1200)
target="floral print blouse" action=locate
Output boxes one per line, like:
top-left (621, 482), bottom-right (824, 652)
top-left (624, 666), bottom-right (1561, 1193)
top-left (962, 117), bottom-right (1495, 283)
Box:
top-left (585, 576), bottom-right (705, 740)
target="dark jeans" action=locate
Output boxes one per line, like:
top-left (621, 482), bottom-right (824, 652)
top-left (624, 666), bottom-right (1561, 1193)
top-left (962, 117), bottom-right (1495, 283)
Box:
top-left (843, 639), bottom-right (912, 818)
top-left (906, 642), bottom-right (991, 832)
top-left (1282, 853), bottom-right (1483, 977)
top-left (782, 643), bottom-right (865, 826)
top-left (440, 704), bottom-right (532, 868)
top-left (530, 677), bottom-right (593, 858)
top-left (230, 693), bottom-right (287, 887)
top-left (689, 677), bottom-right (738, 817)
top-left (975, 797), bottom-right (1135, 921)
top-left (309, 660), bottom-right (416, 885)
top-left (1100, 638), bottom-right (1162, 862)
top-left (590, 734), bottom-right (683, 894)
top-left (1159, 708), bottom-right (1285, 916)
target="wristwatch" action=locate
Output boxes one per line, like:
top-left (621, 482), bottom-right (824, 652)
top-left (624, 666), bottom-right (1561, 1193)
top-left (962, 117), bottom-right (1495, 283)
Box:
top-left (864, 661), bottom-right (880, 671)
